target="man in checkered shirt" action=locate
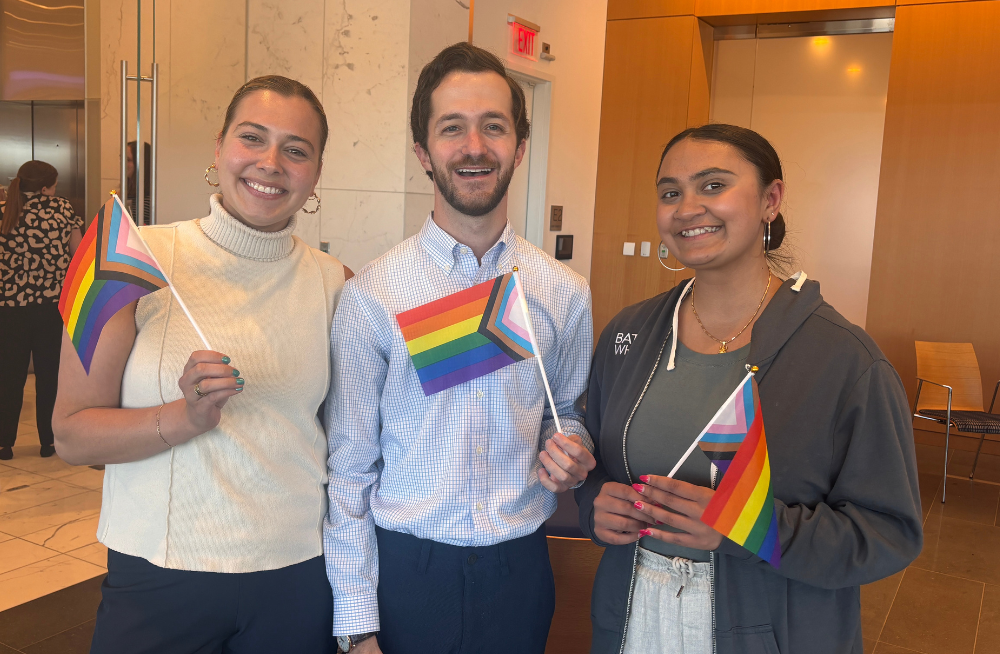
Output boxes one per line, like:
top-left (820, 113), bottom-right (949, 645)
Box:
top-left (324, 43), bottom-right (596, 654)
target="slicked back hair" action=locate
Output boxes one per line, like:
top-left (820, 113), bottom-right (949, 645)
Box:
top-left (411, 42), bottom-right (530, 152)
top-left (219, 75), bottom-right (328, 155)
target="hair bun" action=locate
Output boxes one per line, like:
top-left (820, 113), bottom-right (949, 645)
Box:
top-left (769, 213), bottom-right (786, 250)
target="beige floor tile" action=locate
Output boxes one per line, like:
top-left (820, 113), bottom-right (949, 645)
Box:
top-left (916, 442), bottom-right (947, 476)
top-left (0, 479), bottom-right (89, 516)
top-left (0, 447), bottom-right (85, 478)
top-left (0, 553), bottom-right (104, 612)
top-left (863, 637), bottom-right (877, 654)
top-left (0, 530), bottom-right (13, 543)
top-left (918, 472), bottom-right (942, 520)
top-left (21, 513), bottom-right (101, 553)
top-left (880, 567), bottom-right (983, 654)
top-left (17, 421), bottom-right (38, 439)
top-left (67, 541), bottom-right (108, 568)
top-left (873, 644), bottom-right (927, 653)
top-left (0, 537), bottom-right (60, 575)
top-left (976, 583), bottom-right (1000, 653)
top-left (0, 490), bottom-right (102, 537)
top-left (915, 513), bottom-right (1000, 585)
top-left (949, 450), bottom-right (1000, 485)
top-left (929, 479), bottom-right (1000, 526)
top-left (0, 466), bottom-right (49, 492)
top-left (862, 570), bottom-right (905, 641)
top-left (60, 467), bottom-right (105, 491)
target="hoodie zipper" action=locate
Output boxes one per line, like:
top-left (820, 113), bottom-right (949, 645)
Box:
top-left (617, 332), bottom-right (670, 654)
top-left (710, 465), bottom-right (718, 654)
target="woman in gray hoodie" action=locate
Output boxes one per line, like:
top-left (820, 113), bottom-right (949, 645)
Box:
top-left (576, 124), bottom-right (922, 654)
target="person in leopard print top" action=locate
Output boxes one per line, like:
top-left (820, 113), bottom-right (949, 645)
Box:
top-left (0, 160), bottom-right (83, 460)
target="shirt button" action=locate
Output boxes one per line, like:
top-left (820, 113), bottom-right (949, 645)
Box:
top-left (476, 390), bottom-right (484, 399)
top-left (476, 502), bottom-right (483, 511)
top-left (460, 247), bottom-right (468, 254)
top-left (476, 445), bottom-right (484, 455)
top-left (468, 554), bottom-right (478, 565)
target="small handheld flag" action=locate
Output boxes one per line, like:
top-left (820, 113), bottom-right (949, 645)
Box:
top-left (668, 370), bottom-right (781, 568)
top-left (59, 194), bottom-right (212, 373)
top-left (396, 270), bottom-right (562, 432)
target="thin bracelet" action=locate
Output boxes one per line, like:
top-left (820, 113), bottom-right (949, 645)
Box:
top-left (155, 405), bottom-right (173, 448)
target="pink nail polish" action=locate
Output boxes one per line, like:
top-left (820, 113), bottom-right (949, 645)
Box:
top-left (634, 501), bottom-right (644, 510)
top-left (632, 483), bottom-right (645, 494)
top-left (639, 529), bottom-right (652, 537)
top-left (639, 475), bottom-right (650, 483)
top-left (656, 520), bottom-right (664, 525)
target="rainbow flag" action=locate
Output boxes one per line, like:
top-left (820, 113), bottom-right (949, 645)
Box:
top-left (59, 197), bottom-right (168, 373)
top-left (396, 272), bottom-right (536, 395)
top-left (697, 373), bottom-right (781, 568)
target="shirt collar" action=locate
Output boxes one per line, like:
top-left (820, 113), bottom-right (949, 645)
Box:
top-left (418, 213), bottom-right (517, 274)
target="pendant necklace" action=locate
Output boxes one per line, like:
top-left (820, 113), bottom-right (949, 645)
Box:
top-left (691, 272), bottom-right (772, 354)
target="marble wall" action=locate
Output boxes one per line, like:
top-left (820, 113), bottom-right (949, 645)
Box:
top-left (99, 0), bottom-right (417, 272)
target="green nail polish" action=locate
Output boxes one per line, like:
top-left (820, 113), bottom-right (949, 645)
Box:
top-left (232, 369), bottom-right (240, 377)
top-left (221, 356), bottom-right (231, 364)
top-left (236, 378), bottom-right (245, 385)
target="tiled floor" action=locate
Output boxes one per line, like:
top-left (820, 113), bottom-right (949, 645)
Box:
top-left (861, 441), bottom-right (1000, 653)
top-left (3, 377), bottom-right (1000, 652)
top-left (0, 376), bottom-right (107, 620)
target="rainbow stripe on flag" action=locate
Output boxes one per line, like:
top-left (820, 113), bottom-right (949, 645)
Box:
top-left (397, 272), bottom-right (536, 395)
top-left (698, 373), bottom-right (781, 568)
top-left (59, 197), bottom-right (168, 373)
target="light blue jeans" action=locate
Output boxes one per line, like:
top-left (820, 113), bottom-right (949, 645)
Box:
top-left (623, 548), bottom-right (713, 654)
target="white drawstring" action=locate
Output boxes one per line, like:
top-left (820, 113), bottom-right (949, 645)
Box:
top-left (666, 278), bottom-right (696, 371)
top-left (671, 556), bottom-right (696, 598)
top-left (790, 270), bottom-right (808, 292)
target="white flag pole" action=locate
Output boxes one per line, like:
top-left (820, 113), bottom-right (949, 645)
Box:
top-left (111, 193), bottom-right (214, 351)
top-left (667, 369), bottom-right (755, 478)
top-left (512, 269), bottom-right (563, 435)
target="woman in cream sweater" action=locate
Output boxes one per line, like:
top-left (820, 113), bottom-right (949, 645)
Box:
top-left (53, 76), bottom-right (351, 654)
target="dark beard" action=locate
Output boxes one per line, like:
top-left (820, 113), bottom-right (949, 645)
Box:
top-left (430, 155), bottom-right (515, 217)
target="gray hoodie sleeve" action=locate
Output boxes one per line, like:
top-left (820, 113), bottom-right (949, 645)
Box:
top-left (740, 359), bottom-right (923, 588)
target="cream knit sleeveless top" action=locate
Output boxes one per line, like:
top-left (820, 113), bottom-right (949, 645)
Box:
top-left (97, 195), bottom-right (345, 573)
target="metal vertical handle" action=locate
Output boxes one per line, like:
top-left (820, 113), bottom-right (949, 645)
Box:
top-left (120, 60), bottom-right (128, 203)
top-left (150, 63), bottom-right (158, 225)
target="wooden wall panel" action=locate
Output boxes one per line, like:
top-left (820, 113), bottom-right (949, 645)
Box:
top-left (544, 538), bottom-right (604, 654)
top-left (608, 0), bottom-right (696, 20)
top-left (865, 0), bottom-right (1000, 406)
top-left (590, 16), bottom-right (699, 339)
top-left (687, 19), bottom-right (715, 126)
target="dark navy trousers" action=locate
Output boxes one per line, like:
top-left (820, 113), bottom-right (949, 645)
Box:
top-left (90, 550), bottom-right (335, 654)
top-left (375, 525), bottom-right (555, 654)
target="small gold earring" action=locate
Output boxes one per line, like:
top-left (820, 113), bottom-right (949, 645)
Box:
top-left (205, 163), bottom-right (220, 187)
top-left (301, 193), bottom-right (321, 214)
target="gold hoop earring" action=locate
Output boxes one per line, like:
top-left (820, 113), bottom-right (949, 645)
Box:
top-left (301, 193), bottom-right (320, 214)
top-left (657, 241), bottom-right (686, 272)
top-left (205, 163), bottom-right (220, 187)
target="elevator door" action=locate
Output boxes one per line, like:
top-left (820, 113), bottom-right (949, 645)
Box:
top-left (506, 78), bottom-right (535, 240)
top-left (710, 32), bottom-right (893, 328)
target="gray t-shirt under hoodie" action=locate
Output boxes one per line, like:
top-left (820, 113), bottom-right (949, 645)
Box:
top-left (626, 342), bottom-right (750, 562)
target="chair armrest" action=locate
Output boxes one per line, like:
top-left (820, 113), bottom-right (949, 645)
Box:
top-left (916, 377), bottom-right (954, 391)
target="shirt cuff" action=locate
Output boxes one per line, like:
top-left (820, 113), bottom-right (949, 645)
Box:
top-left (332, 593), bottom-right (380, 636)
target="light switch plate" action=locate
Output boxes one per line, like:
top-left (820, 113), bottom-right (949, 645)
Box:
top-left (623, 242), bottom-right (636, 256)
top-left (640, 241), bottom-right (651, 257)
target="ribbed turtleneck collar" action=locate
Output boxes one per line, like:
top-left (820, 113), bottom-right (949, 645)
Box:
top-left (198, 194), bottom-right (296, 261)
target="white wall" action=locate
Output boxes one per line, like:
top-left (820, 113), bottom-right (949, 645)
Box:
top-left (472, 1), bottom-right (608, 280)
top-left (711, 33), bottom-right (893, 327)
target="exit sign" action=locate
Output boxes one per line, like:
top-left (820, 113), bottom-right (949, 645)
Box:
top-left (508, 15), bottom-right (540, 61)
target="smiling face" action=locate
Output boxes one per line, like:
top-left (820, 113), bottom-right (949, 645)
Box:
top-left (214, 90), bottom-right (323, 232)
top-left (415, 71), bottom-right (525, 218)
top-left (656, 138), bottom-right (784, 272)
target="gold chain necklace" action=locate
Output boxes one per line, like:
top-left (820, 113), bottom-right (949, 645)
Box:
top-left (690, 273), bottom-right (772, 353)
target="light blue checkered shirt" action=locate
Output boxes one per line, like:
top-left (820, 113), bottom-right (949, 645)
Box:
top-left (323, 215), bottom-right (593, 635)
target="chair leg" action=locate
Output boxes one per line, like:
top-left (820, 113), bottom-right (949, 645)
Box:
top-left (970, 432), bottom-right (987, 480)
top-left (943, 422), bottom-right (951, 503)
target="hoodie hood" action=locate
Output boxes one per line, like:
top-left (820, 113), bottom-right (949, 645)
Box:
top-left (666, 271), bottom-right (821, 379)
